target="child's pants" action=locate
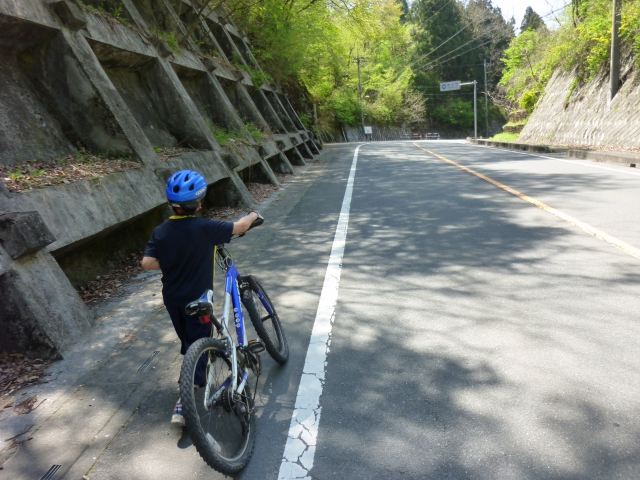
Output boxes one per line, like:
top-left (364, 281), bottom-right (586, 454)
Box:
top-left (165, 304), bottom-right (211, 386)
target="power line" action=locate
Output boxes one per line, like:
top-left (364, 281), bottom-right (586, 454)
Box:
top-left (414, 38), bottom-right (494, 73)
top-left (427, 0), bottom-right (455, 21)
top-left (540, 2), bottom-right (571, 20)
top-left (414, 35), bottom-right (488, 72)
top-left (411, 16), bottom-right (508, 73)
top-left (409, 23), bottom-right (471, 67)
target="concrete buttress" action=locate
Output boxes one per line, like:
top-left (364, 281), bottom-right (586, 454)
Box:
top-left (0, 0), bottom-right (319, 357)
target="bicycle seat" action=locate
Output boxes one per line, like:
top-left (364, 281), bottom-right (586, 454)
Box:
top-left (185, 290), bottom-right (214, 316)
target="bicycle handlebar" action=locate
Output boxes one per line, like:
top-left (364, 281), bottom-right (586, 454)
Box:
top-left (248, 212), bottom-right (264, 231)
top-left (220, 212), bottom-right (264, 248)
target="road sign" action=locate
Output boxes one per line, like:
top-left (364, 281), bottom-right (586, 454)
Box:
top-left (364, 126), bottom-right (372, 134)
top-left (440, 81), bottom-right (461, 92)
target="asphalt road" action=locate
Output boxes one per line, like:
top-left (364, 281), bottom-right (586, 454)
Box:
top-left (83, 141), bottom-right (640, 479)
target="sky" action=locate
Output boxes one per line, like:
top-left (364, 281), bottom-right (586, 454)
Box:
top-left (491, 0), bottom-right (568, 30)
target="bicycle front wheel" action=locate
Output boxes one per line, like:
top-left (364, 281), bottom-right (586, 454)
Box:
top-left (241, 276), bottom-right (289, 364)
top-left (180, 337), bottom-right (255, 474)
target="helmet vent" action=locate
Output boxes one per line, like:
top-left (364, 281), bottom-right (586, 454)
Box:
top-left (166, 169), bottom-right (206, 204)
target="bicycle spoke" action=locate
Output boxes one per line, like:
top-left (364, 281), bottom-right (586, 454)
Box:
top-left (241, 278), bottom-right (288, 364)
top-left (181, 339), bottom-right (254, 471)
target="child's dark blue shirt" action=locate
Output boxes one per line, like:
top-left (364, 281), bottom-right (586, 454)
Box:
top-left (144, 217), bottom-right (233, 307)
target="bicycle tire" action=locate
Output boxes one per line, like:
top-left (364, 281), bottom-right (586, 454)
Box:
top-left (241, 276), bottom-right (289, 364)
top-left (179, 337), bottom-right (255, 473)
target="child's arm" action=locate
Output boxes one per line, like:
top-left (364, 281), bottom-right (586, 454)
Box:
top-left (141, 256), bottom-right (161, 270)
top-left (232, 212), bottom-right (260, 234)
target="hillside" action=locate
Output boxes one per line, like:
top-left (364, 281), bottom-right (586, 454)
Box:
top-left (498, 0), bottom-right (640, 150)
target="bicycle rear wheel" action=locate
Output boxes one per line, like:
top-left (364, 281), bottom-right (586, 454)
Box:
top-left (179, 337), bottom-right (255, 474)
top-left (241, 276), bottom-right (289, 364)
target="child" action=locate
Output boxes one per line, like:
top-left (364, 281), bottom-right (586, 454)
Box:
top-left (141, 169), bottom-right (259, 425)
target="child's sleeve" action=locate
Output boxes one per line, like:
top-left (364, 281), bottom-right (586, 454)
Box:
top-left (205, 220), bottom-right (234, 245)
top-left (144, 231), bottom-right (158, 258)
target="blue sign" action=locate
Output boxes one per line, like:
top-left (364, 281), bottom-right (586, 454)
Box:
top-left (440, 81), bottom-right (461, 92)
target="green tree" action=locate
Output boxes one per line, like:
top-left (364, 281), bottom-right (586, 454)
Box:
top-left (520, 6), bottom-right (545, 32)
top-left (409, 0), bottom-right (513, 131)
top-left (227, 0), bottom-right (421, 128)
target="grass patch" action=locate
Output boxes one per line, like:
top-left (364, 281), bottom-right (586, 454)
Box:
top-left (156, 30), bottom-right (179, 52)
top-left (72, 0), bottom-right (129, 24)
top-left (244, 119), bottom-right (263, 142)
top-left (205, 119), bottom-right (244, 145)
top-left (490, 132), bottom-right (520, 142)
top-left (233, 55), bottom-right (273, 87)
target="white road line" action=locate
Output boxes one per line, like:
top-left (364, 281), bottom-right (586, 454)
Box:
top-left (468, 143), bottom-right (640, 178)
top-left (277, 145), bottom-right (362, 480)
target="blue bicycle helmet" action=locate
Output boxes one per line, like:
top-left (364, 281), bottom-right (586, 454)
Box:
top-left (166, 170), bottom-right (207, 208)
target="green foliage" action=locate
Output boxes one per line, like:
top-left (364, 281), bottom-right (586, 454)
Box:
top-left (228, 0), bottom-right (417, 127)
top-left (521, 6), bottom-right (545, 32)
top-left (501, 0), bottom-right (640, 113)
top-left (244, 120), bottom-right (263, 141)
top-left (249, 69), bottom-right (272, 87)
top-left (157, 30), bottom-right (179, 52)
top-left (519, 89), bottom-right (540, 112)
top-left (490, 132), bottom-right (520, 142)
top-left (206, 119), bottom-right (244, 145)
top-left (73, 0), bottom-right (128, 24)
top-left (237, 63), bottom-right (273, 87)
top-left (409, 0), bottom-right (514, 130)
top-left (298, 113), bottom-right (311, 127)
top-left (321, 87), bottom-right (362, 126)
top-left (231, 53), bottom-right (245, 67)
top-left (232, 47), bottom-right (273, 88)
top-left (212, 126), bottom-right (238, 145)
top-left (6, 165), bottom-right (45, 185)
top-left (431, 97), bottom-right (474, 128)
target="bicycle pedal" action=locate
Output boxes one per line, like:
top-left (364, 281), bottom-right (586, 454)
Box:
top-left (247, 339), bottom-right (265, 353)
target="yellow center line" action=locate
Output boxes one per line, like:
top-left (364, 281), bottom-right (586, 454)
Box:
top-left (413, 143), bottom-right (640, 261)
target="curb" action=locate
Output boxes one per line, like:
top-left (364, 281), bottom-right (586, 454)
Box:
top-left (467, 138), bottom-right (639, 168)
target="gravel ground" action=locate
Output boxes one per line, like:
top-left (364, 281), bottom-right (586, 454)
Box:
top-left (0, 354), bottom-right (50, 404)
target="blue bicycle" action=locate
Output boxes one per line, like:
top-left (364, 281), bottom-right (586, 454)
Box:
top-left (179, 217), bottom-right (288, 473)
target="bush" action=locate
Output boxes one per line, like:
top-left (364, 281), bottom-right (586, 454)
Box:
top-left (431, 97), bottom-right (474, 129)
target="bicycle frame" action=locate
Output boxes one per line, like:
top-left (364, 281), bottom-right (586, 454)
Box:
top-left (202, 242), bottom-right (276, 412)
top-left (202, 254), bottom-right (246, 409)
top-left (215, 255), bottom-right (280, 412)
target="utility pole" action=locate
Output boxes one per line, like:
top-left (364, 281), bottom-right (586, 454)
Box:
top-left (610, 0), bottom-right (621, 100)
top-left (357, 52), bottom-right (365, 133)
top-left (484, 59), bottom-right (489, 138)
top-left (473, 80), bottom-right (477, 139)
top-left (459, 80), bottom-right (478, 138)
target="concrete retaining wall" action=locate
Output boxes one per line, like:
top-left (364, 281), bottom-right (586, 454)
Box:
top-left (520, 56), bottom-right (640, 150)
top-left (0, 0), bottom-right (321, 358)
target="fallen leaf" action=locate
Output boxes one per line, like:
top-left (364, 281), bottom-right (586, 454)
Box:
top-left (14, 395), bottom-right (37, 414)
